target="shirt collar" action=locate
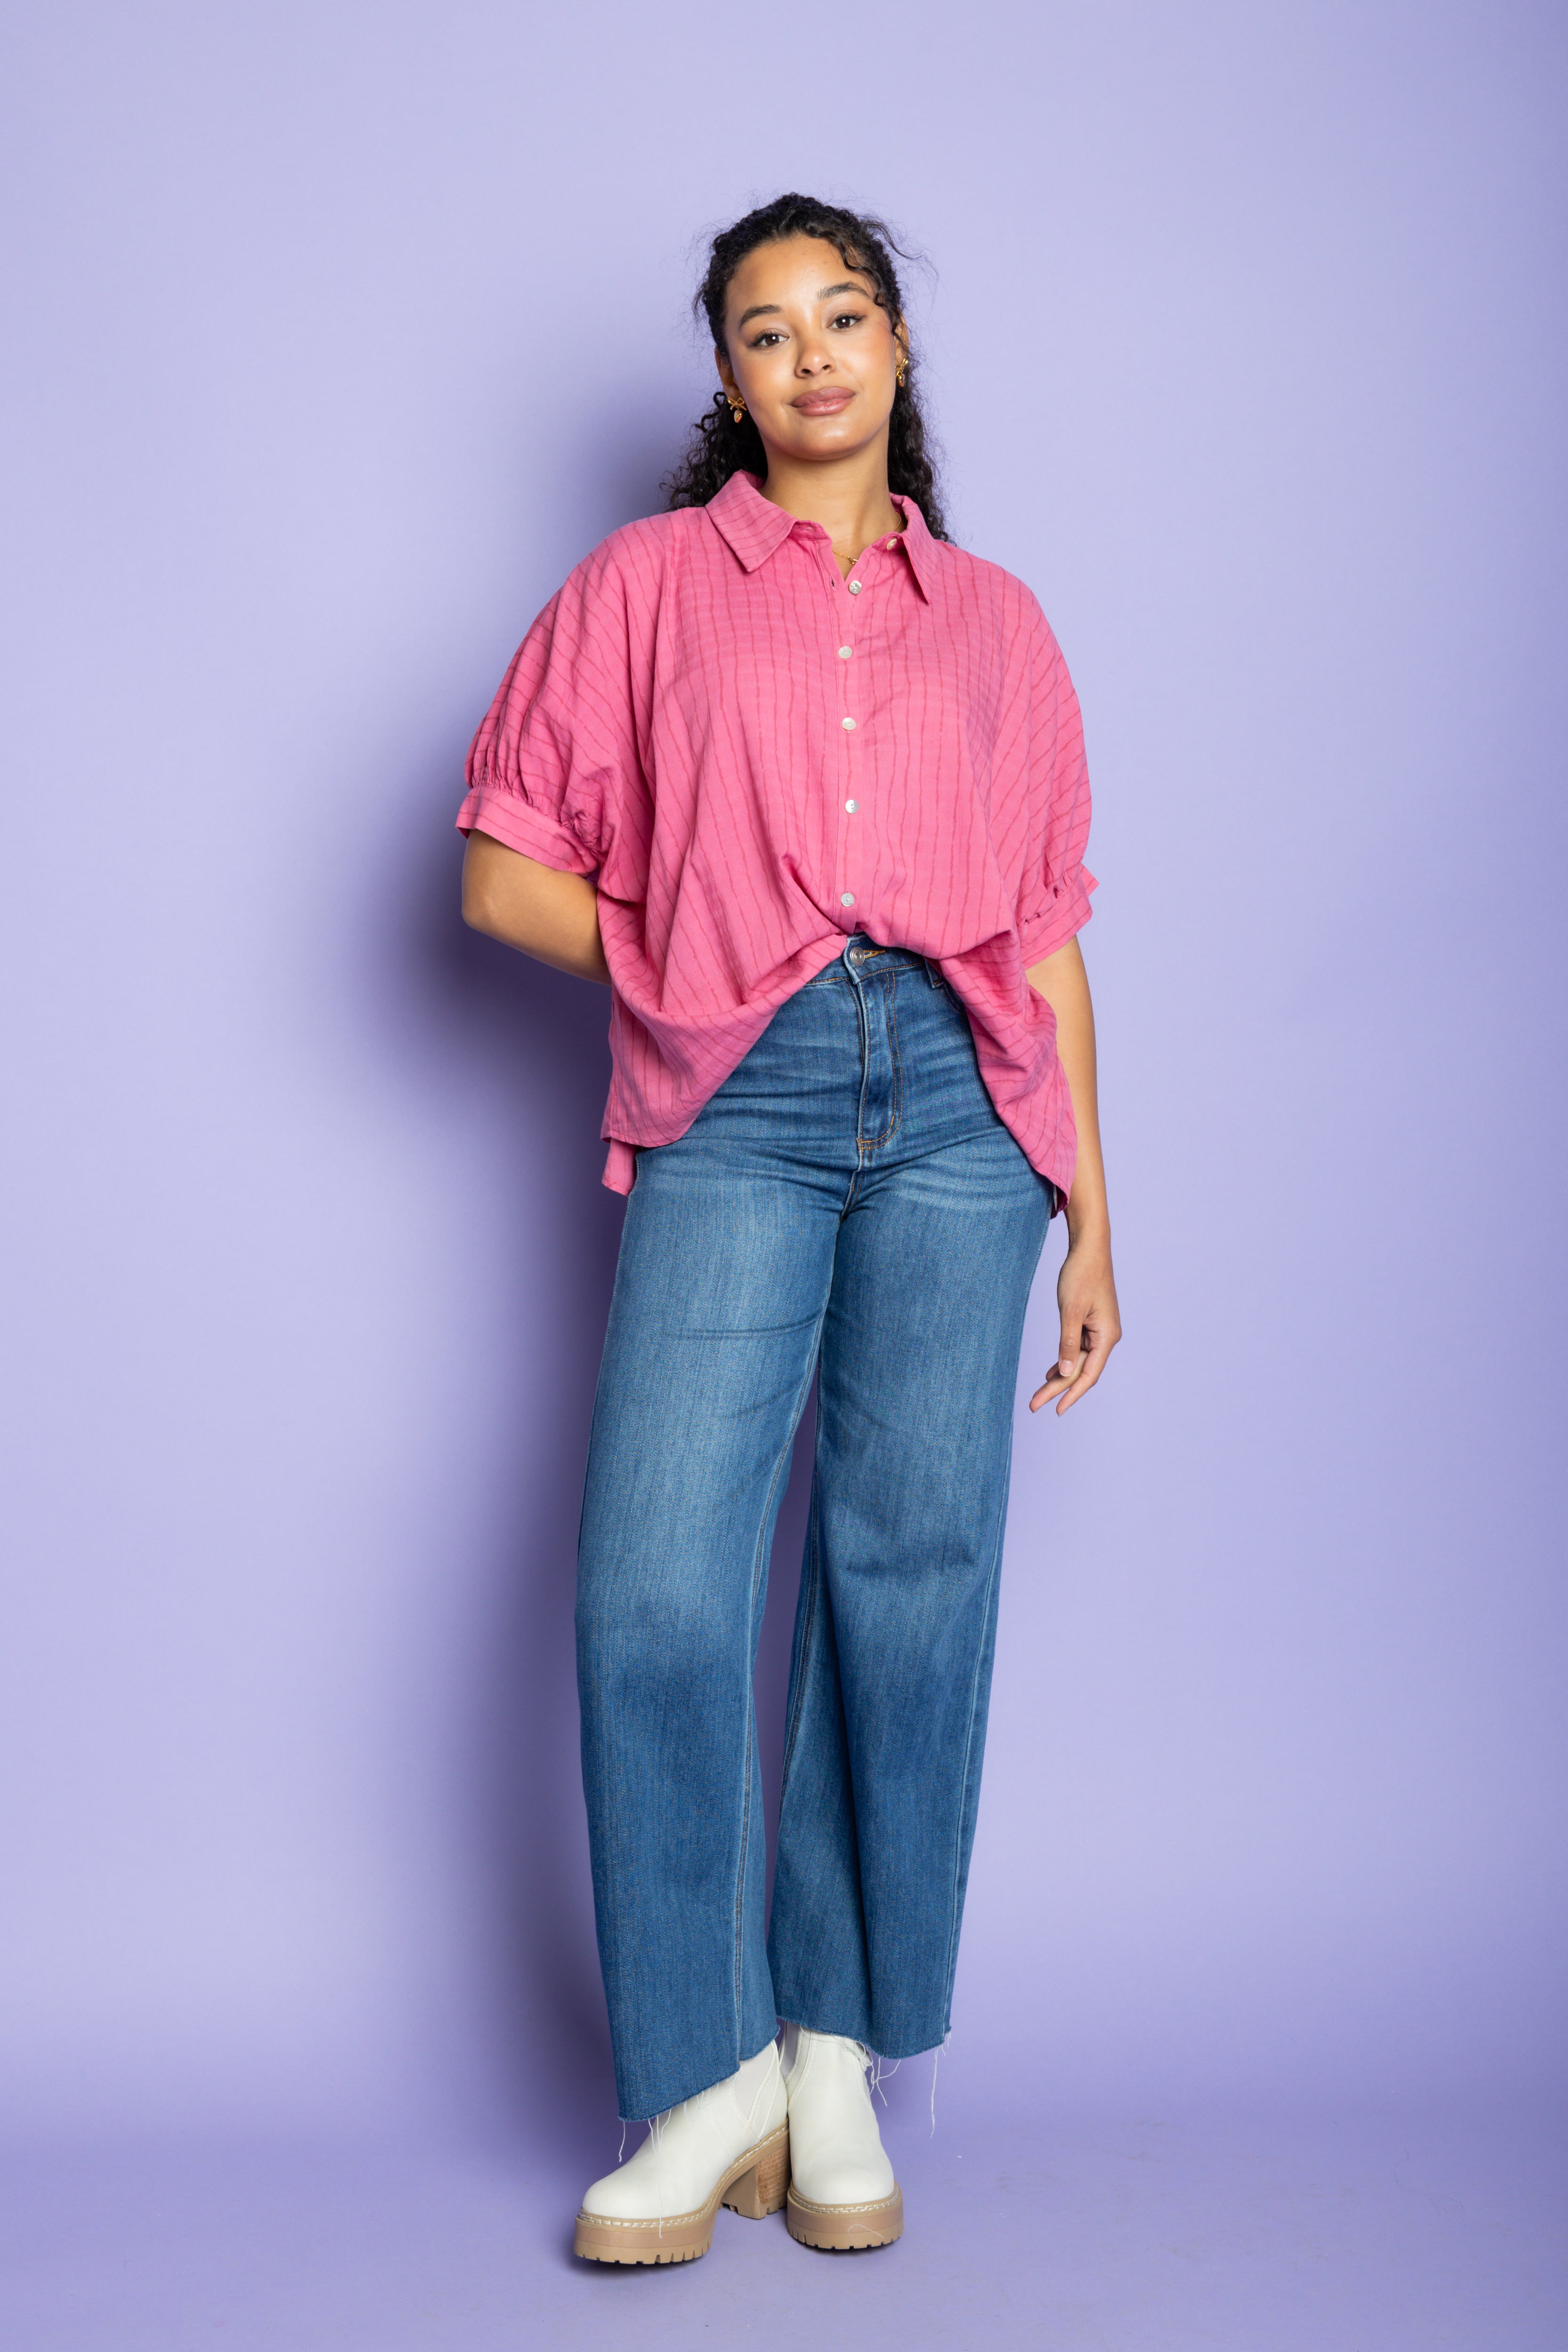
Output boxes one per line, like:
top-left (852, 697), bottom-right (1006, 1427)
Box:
top-left (886, 493), bottom-right (938, 602)
top-left (706, 470), bottom-right (936, 603)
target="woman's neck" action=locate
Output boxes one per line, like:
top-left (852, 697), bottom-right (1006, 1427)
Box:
top-left (756, 444), bottom-right (902, 578)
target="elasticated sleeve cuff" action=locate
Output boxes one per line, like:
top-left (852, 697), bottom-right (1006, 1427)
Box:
top-left (456, 784), bottom-right (599, 877)
top-left (1017, 864), bottom-right (1097, 968)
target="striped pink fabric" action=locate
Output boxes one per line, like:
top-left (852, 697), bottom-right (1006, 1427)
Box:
top-left (458, 470), bottom-right (1096, 1197)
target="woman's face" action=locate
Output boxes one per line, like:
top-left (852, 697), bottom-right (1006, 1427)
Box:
top-left (717, 235), bottom-right (906, 470)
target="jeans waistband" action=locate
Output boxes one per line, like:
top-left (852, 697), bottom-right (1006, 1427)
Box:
top-left (837, 933), bottom-right (946, 985)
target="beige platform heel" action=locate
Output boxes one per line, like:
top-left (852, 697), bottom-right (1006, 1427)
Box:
top-left (721, 2128), bottom-right (792, 2219)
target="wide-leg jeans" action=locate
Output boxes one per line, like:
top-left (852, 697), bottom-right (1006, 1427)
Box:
top-left (575, 937), bottom-right (1056, 2120)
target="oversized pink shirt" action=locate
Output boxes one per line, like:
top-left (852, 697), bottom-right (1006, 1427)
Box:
top-left (457, 470), bottom-right (1096, 1198)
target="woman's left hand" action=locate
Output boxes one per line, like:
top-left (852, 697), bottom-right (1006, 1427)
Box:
top-left (1031, 1236), bottom-right (1121, 1416)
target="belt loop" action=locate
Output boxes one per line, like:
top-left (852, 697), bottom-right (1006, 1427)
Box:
top-left (923, 954), bottom-right (942, 989)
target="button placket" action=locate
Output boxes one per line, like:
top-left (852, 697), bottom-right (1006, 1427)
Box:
top-left (836, 593), bottom-right (860, 919)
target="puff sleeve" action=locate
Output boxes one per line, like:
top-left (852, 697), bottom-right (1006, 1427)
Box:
top-left (1014, 603), bottom-right (1097, 967)
top-left (456, 543), bottom-right (639, 877)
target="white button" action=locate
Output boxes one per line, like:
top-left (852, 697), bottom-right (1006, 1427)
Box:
top-left (840, 892), bottom-right (856, 907)
top-left (886, 537), bottom-right (897, 549)
top-left (838, 645), bottom-right (853, 658)
top-left (841, 715), bottom-right (855, 730)
top-left (847, 580), bottom-right (863, 594)
top-left (845, 798), bottom-right (858, 813)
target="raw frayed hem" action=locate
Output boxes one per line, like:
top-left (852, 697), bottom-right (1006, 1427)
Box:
top-left (930, 2029), bottom-right (952, 2135)
top-left (778, 2019), bottom-right (951, 2135)
top-left (868, 2050), bottom-right (901, 2107)
top-left (777, 2016), bottom-right (952, 2120)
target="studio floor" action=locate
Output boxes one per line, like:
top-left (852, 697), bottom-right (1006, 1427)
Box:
top-left (5, 2099), bottom-right (1563, 2351)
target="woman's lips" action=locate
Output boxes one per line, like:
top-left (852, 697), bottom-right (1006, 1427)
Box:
top-left (792, 389), bottom-right (854, 414)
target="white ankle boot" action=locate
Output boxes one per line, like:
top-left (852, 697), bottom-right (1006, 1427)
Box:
top-left (780, 2024), bottom-right (903, 2250)
top-left (573, 2042), bottom-right (790, 2265)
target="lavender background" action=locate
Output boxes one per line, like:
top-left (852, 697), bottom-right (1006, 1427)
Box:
top-left (3, 0), bottom-right (1565, 2342)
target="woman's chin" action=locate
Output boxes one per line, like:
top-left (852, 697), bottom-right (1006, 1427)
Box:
top-left (770, 419), bottom-right (883, 466)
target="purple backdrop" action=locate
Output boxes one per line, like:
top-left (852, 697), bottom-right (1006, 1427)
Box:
top-left (3, 0), bottom-right (1565, 2341)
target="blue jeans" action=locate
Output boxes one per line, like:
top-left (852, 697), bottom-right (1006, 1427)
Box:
top-left (576, 937), bottom-right (1056, 2119)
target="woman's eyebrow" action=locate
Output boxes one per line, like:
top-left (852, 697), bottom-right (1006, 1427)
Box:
top-left (735, 282), bottom-right (867, 329)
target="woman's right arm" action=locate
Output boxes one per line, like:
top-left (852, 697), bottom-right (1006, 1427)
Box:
top-left (461, 829), bottom-right (610, 985)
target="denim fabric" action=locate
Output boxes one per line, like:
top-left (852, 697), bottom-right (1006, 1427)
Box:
top-left (575, 936), bottom-right (1056, 2120)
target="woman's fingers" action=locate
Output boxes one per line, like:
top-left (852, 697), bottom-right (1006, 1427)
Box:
top-left (1052, 1322), bottom-right (1113, 1413)
top-left (1029, 1265), bottom-right (1121, 1415)
top-left (1029, 1346), bottom-right (1082, 1412)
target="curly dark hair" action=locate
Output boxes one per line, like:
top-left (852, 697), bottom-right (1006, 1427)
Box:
top-left (663, 192), bottom-right (949, 542)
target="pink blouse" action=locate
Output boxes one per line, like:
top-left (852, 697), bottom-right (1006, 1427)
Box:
top-left (457, 470), bottom-right (1096, 1198)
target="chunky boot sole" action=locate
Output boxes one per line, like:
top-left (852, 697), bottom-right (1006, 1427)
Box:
top-left (572, 2121), bottom-right (790, 2265)
top-left (786, 2181), bottom-right (904, 2252)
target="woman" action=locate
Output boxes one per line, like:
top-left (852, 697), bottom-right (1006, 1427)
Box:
top-left (458, 194), bottom-right (1121, 2264)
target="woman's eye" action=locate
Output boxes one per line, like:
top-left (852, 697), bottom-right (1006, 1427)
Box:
top-left (749, 329), bottom-right (785, 348)
top-left (829, 311), bottom-right (865, 329)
